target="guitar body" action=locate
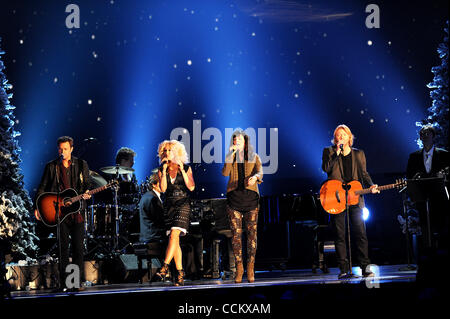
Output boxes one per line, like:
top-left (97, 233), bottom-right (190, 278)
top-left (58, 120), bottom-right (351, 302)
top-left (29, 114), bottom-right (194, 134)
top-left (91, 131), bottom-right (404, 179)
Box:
top-left (319, 180), bottom-right (362, 214)
top-left (36, 188), bottom-right (81, 226)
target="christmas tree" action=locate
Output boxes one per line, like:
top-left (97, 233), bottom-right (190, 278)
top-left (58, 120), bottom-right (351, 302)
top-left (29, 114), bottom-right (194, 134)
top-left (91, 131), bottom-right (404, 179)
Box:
top-left (416, 21), bottom-right (449, 149)
top-left (0, 37), bottom-right (38, 260)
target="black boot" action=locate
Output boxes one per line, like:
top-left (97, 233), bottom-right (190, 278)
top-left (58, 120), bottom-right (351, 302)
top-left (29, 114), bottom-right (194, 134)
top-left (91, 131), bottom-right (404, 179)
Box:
top-left (156, 263), bottom-right (170, 281)
top-left (174, 269), bottom-right (185, 286)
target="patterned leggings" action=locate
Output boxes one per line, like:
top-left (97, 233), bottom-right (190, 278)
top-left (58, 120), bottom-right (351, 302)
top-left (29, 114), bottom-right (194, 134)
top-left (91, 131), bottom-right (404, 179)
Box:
top-left (227, 206), bottom-right (259, 265)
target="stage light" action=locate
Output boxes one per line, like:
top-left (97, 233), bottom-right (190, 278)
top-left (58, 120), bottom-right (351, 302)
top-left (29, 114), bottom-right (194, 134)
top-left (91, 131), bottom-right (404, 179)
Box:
top-left (363, 207), bottom-right (370, 221)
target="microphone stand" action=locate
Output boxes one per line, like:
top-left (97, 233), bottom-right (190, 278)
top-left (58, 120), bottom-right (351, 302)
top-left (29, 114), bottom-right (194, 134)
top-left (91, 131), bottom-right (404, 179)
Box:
top-left (337, 145), bottom-right (358, 278)
top-left (55, 159), bottom-right (64, 290)
top-left (113, 166), bottom-right (120, 252)
top-left (342, 182), bottom-right (357, 278)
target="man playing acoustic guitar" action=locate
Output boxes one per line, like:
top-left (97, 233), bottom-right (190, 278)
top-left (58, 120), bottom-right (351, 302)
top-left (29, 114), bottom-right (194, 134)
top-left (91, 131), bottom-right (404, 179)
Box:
top-left (34, 136), bottom-right (91, 291)
top-left (322, 125), bottom-right (379, 279)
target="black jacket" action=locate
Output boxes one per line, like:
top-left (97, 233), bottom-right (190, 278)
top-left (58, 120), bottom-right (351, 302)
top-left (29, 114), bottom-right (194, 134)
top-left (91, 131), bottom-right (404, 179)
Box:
top-left (35, 157), bottom-right (91, 203)
top-left (406, 147), bottom-right (449, 179)
top-left (322, 146), bottom-right (374, 208)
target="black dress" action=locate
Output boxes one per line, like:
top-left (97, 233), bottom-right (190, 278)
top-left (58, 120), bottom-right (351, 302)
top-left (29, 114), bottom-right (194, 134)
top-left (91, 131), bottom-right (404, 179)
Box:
top-left (162, 164), bottom-right (191, 234)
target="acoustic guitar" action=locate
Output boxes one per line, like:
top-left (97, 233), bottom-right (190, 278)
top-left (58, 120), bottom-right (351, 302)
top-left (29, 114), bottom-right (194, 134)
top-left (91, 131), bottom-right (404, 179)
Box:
top-left (36, 180), bottom-right (118, 227)
top-left (319, 179), bottom-right (405, 214)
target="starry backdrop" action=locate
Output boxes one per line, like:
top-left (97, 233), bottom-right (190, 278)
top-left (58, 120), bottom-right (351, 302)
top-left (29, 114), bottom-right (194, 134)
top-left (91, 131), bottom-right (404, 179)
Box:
top-left (0, 0), bottom-right (448, 200)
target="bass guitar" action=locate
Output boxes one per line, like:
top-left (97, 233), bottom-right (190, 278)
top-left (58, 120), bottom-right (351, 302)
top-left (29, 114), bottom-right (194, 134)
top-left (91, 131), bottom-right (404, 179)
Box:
top-left (36, 180), bottom-right (118, 227)
top-left (319, 179), bottom-right (405, 214)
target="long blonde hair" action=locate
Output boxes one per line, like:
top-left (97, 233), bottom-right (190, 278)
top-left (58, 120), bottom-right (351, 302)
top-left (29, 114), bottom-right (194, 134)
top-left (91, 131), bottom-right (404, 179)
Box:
top-left (157, 140), bottom-right (189, 164)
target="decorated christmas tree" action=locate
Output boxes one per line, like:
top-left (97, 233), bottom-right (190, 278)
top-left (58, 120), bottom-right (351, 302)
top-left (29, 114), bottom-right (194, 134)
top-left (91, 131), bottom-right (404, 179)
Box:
top-left (0, 37), bottom-right (38, 261)
top-left (416, 21), bottom-right (449, 149)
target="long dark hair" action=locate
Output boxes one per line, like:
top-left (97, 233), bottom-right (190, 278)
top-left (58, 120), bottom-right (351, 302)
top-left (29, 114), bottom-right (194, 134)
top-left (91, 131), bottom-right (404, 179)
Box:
top-left (230, 129), bottom-right (253, 162)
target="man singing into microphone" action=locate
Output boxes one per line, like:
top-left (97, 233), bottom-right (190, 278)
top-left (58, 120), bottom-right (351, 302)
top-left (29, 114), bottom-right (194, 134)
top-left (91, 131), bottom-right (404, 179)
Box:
top-left (34, 136), bottom-right (91, 290)
top-left (322, 124), bottom-right (379, 279)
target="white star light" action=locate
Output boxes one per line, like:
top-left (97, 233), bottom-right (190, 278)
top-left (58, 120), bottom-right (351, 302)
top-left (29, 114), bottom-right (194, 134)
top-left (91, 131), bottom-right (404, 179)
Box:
top-left (207, 58), bottom-right (212, 63)
top-left (88, 99), bottom-right (92, 105)
top-left (187, 60), bottom-right (192, 65)
top-left (367, 40), bottom-right (373, 46)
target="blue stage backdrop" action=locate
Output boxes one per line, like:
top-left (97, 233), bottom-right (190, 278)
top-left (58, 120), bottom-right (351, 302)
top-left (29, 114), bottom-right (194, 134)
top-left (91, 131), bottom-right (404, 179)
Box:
top-left (0, 0), bottom-right (448, 199)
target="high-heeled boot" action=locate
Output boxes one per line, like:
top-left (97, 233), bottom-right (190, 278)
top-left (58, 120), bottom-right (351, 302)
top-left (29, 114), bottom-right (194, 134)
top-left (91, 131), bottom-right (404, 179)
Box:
top-left (174, 269), bottom-right (185, 286)
top-left (235, 263), bottom-right (244, 283)
top-left (156, 262), bottom-right (170, 281)
top-left (247, 261), bottom-right (255, 283)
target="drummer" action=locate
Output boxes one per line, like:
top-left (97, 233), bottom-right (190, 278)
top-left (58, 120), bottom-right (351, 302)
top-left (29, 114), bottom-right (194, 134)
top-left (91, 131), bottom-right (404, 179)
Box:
top-left (114, 147), bottom-right (139, 205)
top-left (115, 147), bottom-right (137, 183)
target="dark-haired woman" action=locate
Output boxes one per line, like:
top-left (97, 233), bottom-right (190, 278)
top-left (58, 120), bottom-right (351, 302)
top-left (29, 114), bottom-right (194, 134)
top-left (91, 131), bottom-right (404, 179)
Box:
top-left (222, 130), bottom-right (263, 283)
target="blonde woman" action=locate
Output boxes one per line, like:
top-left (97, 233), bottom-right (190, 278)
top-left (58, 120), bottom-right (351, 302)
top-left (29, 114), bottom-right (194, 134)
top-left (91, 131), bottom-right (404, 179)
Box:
top-left (155, 140), bottom-right (195, 286)
top-left (222, 130), bottom-right (263, 283)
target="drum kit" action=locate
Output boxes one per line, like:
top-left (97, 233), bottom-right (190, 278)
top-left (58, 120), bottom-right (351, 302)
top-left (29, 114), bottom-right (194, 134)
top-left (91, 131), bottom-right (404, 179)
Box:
top-left (84, 165), bottom-right (143, 257)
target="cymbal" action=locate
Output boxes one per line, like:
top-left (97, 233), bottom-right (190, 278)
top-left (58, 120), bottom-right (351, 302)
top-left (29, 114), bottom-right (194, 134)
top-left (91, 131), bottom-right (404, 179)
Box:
top-left (89, 170), bottom-right (107, 187)
top-left (100, 165), bottom-right (135, 175)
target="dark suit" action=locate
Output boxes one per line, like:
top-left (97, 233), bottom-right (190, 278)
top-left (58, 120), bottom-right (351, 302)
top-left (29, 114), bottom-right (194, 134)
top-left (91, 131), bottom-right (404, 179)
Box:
top-left (322, 146), bottom-right (374, 271)
top-left (139, 190), bottom-right (165, 242)
top-left (36, 157), bottom-right (91, 285)
top-left (406, 147), bottom-right (449, 179)
top-left (406, 147), bottom-right (449, 251)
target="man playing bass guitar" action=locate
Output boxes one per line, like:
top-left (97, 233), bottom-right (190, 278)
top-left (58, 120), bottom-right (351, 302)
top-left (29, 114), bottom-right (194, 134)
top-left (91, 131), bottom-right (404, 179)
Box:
top-left (322, 125), bottom-right (379, 279)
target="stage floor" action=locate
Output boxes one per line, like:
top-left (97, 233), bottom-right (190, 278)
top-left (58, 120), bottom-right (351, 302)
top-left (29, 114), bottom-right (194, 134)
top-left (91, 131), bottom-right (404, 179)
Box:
top-left (10, 264), bottom-right (417, 297)
top-left (2, 264), bottom-right (445, 316)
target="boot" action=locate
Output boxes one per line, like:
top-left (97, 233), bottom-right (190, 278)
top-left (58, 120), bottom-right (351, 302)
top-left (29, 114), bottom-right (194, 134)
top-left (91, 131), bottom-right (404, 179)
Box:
top-left (156, 262), bottom-right (170, 281)
top-left (247, 261), bottom-right (255, 283)
top-left (235, 263), bottom-right (244, 283)
top-left (174, 269), bottom-right (185, 286)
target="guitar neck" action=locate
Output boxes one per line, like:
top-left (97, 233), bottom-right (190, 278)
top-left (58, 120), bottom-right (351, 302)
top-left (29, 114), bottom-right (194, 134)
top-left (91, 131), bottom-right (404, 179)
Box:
top-left (355, 183), bottom-right (396, 195)
top-left (71, 184), bottom-right (111, 202)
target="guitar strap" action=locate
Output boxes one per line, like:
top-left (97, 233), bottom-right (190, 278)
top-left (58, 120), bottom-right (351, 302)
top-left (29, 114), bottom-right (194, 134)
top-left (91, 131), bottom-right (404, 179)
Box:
top-left (337, 150), bottom-right (345, 183)
top-left (77, 158), bottom-right (84, 192)
top-left (55, 162), bottom-right (61, 192)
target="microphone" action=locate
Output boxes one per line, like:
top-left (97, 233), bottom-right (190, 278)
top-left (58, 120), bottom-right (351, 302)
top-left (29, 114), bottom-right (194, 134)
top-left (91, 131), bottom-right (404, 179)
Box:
top-left (59, 154), bottom-right (64, 162)
top-left (160, 159), bottom-right (170, 170)
top-left (338, 144), bottom-right (344, 155)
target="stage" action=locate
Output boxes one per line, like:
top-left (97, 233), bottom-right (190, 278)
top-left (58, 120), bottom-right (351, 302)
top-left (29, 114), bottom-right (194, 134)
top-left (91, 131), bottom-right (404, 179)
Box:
top-left (2, 264), bottom-right (444, 316)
